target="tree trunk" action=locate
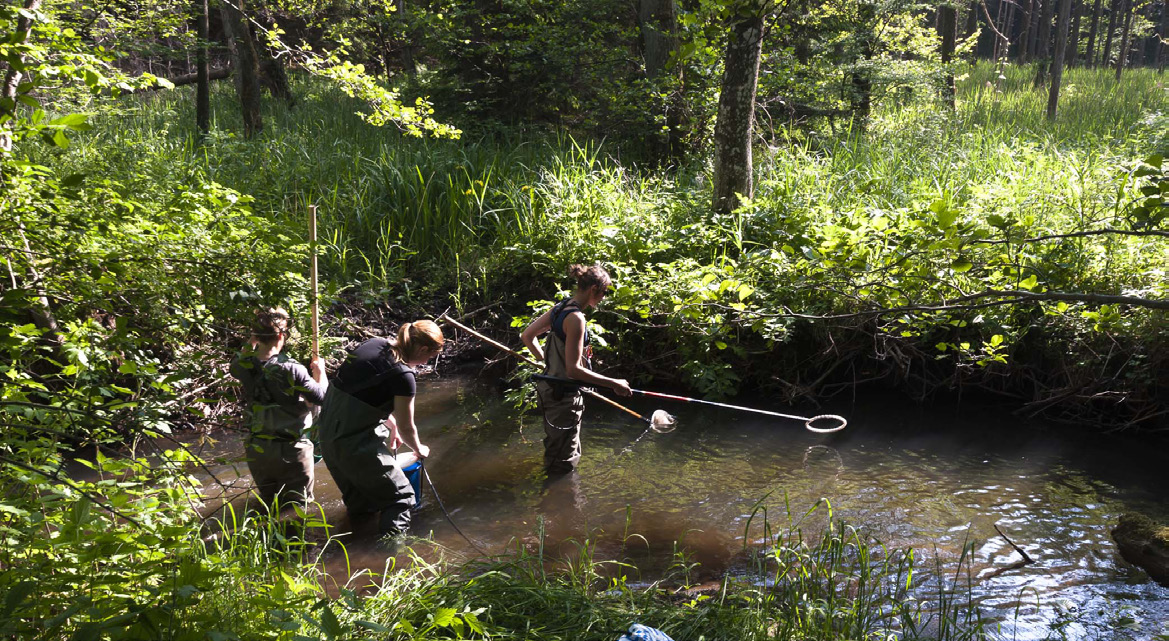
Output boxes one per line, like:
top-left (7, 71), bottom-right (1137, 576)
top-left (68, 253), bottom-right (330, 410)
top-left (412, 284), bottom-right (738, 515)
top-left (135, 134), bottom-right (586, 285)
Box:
top-left (1159, 0), bottom-right (1169, 71)
top-left (1116, 0), bottom-right (1133, 79)
top-left (712, 5), bottom-right (766, 214)
top-left (1035, 0), bottom-right (1056, 85)
top-left (1027, 0), bottom-right (1043, 59)
top-left (1002, 0), bottom-right (1018, 58)
top-left (1049, 0), bottom-right (1073, 119)
top-left (940, 4), bottom-right (957, 110)
top-left (1143, 2), bottom-right (1158, 65)
top-left (640, 0), bottom-right (677, 79)
top-left (196, 0), bottom-right (210, 136)
top-left (396, 0), bottom-right (417, 75)
top-left (0, 0), bottom-right (45, 153)
top-left (639, 0), bottom-right (686, 162)
top-left (220, 0), bottom-right (263, 137)
top-left (850, 2), bottom-right (876, 120)
top-left (1101, 0), bottom-right (1121, 67)
top-left (1019, 0), bottom-right (1035, 61)
top-left (257, 40), bottom-right (295, 107)
top-left (1084, 0), bottom-right (1104, 65)
top-left (992, 0), bottom-right (1006, 61)
top-left (1067, 0), bottom-right (1082, 66)
top-left (965, 0), bottom-right (980, 36)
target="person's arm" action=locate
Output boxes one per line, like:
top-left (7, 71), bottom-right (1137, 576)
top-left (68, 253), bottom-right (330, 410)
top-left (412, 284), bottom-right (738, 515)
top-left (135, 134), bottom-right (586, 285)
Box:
top-left (520, 309), bottom-right (553, 363)
top-left (562, 312), bottom-right (632, 396)
top-left (292, 361), bottom-right (328, 405)
top-left (391, 396), bottom-right (429, 458)
top-left (384, 413), bottom-right (404, 451)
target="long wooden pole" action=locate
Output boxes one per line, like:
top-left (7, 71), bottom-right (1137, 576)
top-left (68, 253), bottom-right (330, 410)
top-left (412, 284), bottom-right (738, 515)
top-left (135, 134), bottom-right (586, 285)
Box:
top-left (440, 314), bottom-right (649, 422)
top-left (309, 204), bottom-right (320, 361)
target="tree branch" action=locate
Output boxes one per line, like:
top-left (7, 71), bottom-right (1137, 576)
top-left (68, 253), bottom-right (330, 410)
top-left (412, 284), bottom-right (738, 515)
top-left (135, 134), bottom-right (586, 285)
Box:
top-left (973, 228), bottom-right (1169, 244)
top-left (0, 453), bottom-right (146, 528)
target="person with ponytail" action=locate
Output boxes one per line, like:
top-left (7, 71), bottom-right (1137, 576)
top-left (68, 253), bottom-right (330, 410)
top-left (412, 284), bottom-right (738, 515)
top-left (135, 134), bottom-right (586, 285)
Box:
top-left (316, 320), bottom-right (444, 538)
top-left (230, 307), bottom-right (328, 508)
top-left (521, 264), bottom-right (632, 474)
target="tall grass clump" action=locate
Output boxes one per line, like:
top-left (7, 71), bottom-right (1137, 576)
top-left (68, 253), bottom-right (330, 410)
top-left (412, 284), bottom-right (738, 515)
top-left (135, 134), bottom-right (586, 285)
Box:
top-left (48, 63), bottom-right (1169, 426)
top-left (288, 512), bottom-right (991, 640)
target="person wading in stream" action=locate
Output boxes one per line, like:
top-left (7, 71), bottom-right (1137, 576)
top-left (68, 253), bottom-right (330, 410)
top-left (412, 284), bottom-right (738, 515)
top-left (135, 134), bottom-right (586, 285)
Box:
top-left (316, 320), bottom-right (444, 538)
top-left (230, 308), bottom-right (328, 508)
top-left (521, 264), bottom-right (632, 474)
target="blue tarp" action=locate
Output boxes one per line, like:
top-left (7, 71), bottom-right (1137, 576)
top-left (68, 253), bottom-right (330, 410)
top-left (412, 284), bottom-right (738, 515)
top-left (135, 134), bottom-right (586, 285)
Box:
top-left (617, 623), bottom-right (675, 641)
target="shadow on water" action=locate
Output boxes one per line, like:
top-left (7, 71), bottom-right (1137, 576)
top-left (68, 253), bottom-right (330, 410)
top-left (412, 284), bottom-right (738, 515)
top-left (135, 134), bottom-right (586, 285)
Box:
top-left (189, 375), bottom-right (1169, 639)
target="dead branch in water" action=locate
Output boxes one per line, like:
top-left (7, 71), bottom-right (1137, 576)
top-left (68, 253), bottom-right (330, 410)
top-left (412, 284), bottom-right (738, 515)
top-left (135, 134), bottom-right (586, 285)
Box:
top-left (983, 523), bottom-right (1036, 580)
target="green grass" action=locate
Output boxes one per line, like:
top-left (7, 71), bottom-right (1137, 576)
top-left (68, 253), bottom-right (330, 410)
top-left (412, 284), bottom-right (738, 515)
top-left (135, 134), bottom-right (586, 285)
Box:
top-left (53, 60), bottom-right (1168, 406)
top-left (180, 506), bottom-right (992, 640)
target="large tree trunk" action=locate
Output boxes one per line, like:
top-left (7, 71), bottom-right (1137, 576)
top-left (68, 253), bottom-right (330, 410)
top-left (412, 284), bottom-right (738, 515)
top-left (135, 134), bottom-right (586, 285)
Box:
top-left (711, 5), bottom-right (766, 214)
top-left (1049, 0), bottom-right (1073, 119)
top-left (220, 0), bottom-right (263, 137)
top-left (1159, 0), bottom-right (1169, 71)
top-left (940, 4), bottom-right (957, 110)
top-left (640, 0), bottom-right (677, 79)
top-left (1116, 0), bottom-right (1133, 79)
top-left (196, 0), bottom-right (210, 136)
top-left (0, 0), bottom-right (45, 153)
top-left (1084, 0), bottom-right (1104, 65)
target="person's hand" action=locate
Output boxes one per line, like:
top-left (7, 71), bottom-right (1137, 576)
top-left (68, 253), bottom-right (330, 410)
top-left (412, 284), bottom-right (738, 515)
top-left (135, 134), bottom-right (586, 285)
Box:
top-left (310, 357), bottom-right (327, 383)
top-left (389, 433), bottom-right (403, 450)
top-left (416, 443), bottom-right (431, 459)
top-left (611, 378), bottom-right (632, 397)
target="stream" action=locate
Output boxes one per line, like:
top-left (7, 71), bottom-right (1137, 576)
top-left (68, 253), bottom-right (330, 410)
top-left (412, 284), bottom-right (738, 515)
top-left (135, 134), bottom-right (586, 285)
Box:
top-left (194, 375), bottom-right (1169, 640)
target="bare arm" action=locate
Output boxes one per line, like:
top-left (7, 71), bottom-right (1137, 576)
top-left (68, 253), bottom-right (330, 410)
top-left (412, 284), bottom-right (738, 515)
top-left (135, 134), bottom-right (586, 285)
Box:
top-left (390, 395), bottom-right (430, 458)
top-left (520, 308), bottom-right (553, 363)
top-left (563, 312), bottom-right (631, 396)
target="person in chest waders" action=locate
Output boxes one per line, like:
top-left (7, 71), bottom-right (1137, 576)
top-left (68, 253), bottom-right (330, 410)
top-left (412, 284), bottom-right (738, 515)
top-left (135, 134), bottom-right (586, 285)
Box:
top-left (521, 264), bottom-right (632, 475)
top-left (316, 320), bottom-right (443, 538)
top-left (229, 308), bottom-right (328, 509)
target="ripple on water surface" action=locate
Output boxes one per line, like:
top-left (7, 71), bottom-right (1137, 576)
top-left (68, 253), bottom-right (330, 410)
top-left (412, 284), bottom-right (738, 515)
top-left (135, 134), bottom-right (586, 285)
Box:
top-left (192, 377), bottom-right (1169, 640)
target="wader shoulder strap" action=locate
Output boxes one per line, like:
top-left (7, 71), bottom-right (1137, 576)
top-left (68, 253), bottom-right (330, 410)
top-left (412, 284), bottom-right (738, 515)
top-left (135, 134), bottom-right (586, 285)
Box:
top-left (550, 298), bottom-right (587, 343)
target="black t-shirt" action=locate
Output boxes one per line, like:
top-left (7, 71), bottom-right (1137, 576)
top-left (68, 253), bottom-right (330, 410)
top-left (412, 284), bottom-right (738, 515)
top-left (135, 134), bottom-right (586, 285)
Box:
top-left (333, 337), bottom-right (416, 410)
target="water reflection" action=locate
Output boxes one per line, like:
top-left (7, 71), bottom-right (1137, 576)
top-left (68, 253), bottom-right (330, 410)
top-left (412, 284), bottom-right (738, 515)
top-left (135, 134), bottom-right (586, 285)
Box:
top-left (189, 376), bottom-right (1169, 640)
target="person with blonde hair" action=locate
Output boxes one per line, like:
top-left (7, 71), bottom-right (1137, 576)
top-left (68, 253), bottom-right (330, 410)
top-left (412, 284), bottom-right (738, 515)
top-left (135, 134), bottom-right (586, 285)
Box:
top-left (230, 307), bottom-right (328, 507)
top-left (316, 320), bottom-right (444, 537)
top-left (521, 264), bottom-right (631, 474)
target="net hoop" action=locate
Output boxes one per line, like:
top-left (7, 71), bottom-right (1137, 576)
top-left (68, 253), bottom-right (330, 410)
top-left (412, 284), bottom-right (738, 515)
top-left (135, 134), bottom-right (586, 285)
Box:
top-left (804, 414), bottom-right (847, 434)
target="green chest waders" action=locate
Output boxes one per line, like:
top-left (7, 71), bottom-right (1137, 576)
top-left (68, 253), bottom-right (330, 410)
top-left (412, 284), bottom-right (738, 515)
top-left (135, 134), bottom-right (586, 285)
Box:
top-left (317, 385), bottom-right (416, 534)
top-left (535, 329), bottom-right (585, 473)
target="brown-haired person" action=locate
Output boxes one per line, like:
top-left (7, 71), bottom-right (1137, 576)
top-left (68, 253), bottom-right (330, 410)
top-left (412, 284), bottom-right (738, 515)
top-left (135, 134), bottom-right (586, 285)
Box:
top-left (316, 320), bottom-right (444, 537)
top-left (229, 308), bottom-right (328, 508)
top-left (521, 264), bottom-right (632, 474)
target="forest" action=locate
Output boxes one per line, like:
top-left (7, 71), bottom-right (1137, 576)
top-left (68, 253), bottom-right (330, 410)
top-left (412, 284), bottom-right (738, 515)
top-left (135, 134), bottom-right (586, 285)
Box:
top-left (2, 0), bottom-right (1167, 639)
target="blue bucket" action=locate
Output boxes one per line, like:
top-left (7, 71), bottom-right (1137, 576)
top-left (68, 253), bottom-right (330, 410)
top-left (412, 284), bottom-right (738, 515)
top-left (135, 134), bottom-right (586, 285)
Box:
top-left (395, 452), bottom-right (424, 510)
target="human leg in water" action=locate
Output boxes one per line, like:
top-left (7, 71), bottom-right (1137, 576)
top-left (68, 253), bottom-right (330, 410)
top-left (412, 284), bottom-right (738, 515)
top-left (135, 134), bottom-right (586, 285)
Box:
top-left (537, 383), bottom-right (584, 473)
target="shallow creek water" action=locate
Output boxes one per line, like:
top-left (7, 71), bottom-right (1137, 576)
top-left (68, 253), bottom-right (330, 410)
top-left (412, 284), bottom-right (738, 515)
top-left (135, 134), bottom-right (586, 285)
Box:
top-left (194, 376), bottom-right (1169, 640)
